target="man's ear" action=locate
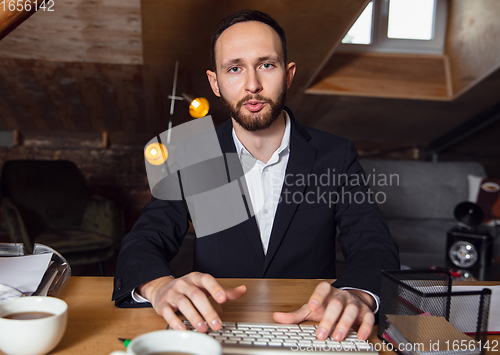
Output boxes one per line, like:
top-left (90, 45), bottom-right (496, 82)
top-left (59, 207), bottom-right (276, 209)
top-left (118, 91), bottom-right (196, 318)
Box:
top-left (206, 70), bottom-right (221, 97)
top-left (285, 62), bottom-right (296, 89)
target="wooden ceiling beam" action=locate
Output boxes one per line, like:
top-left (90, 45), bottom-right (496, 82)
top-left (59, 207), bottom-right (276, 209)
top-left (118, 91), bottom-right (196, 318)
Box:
top-left (0, 0), bottom-right (143, 64)
top-left (0, 0), bottom-right (38, 41)
top-left (445, 0), bottom-right (500, 99)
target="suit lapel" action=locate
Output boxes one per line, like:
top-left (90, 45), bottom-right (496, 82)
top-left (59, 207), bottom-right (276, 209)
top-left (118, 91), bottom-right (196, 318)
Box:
top-left (217, 119), bottom-right (265, 262)
top-left (263, 108), bottom-right (316, 274)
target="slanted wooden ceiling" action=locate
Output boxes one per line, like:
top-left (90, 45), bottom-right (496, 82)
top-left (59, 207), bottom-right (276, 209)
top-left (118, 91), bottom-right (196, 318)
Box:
top-left (0, 0), bottom-right (499, 158)
top-left (307, 0), bottom-right (500, 102)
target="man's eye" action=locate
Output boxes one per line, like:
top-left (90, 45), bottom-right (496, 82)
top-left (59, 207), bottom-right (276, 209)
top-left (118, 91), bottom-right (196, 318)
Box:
top-left (229, 67), bottom-right (240, 73)
top-left (262, 63), bottom-right (274, 69)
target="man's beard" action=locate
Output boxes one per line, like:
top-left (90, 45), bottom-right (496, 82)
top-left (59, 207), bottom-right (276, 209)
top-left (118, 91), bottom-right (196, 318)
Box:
top-left (220, 84), bottom-right (287, 132)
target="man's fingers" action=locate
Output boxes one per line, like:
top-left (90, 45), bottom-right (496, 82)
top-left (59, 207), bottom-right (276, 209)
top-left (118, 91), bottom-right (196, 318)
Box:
top-left (185, 285), bottom-right (223, 331)
top-left (174, 293), bottom-right (211, 332)
top-left (189, 273), bottom-right (227, 304)
top-left (174, 279), bottom-right (222, 331)
top-left (314, 288), bottom-right (375, 342)
top-left (184, 273), bottom-right (246, 304)
top-left (308, 281), bottom-right (334, 312)
top-left (160, 303), bottom-right (186, 331)
top-left (331, 302), bottom-right (359, 341)
top-left (316, 296), bottom-right (346, 340)
top-left (355, 310), bottom-right (375, 340)
top-left (273, 303), bottom-right (311, 324)
top-left (225, 285), bottom-right (247, 300)
top-left (147, 273), bottom-right (246, 332)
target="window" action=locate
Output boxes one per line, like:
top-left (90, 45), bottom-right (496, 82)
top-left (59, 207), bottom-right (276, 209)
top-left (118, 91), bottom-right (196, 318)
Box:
top-left (342, 2), bottom-right (373, 45)
top-left (338, 0), bottom-right (448, 54)
top-left (387, 0), bottom-right (435, 40)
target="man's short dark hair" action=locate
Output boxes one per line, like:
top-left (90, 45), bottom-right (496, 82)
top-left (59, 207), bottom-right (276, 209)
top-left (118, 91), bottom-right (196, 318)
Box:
top-left (211, 9), bottom-right (288, 71)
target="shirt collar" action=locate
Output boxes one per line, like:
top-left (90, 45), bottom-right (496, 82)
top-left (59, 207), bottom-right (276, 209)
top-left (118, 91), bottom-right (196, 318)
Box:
top-left (232, 110), bottom-right (291, 160)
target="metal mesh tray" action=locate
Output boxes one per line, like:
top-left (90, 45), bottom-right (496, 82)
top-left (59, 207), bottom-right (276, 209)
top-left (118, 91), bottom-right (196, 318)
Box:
top-left (0, 242), bottom-right (71, 298)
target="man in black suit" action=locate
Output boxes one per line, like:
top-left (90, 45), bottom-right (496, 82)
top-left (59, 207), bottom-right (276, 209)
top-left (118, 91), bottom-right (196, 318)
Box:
top-left (113, 9), bottom-right (399, 342)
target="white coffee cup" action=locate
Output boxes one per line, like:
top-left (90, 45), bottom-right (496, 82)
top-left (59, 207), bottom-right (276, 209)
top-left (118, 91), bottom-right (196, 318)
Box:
top-left (110, 330), bottom-right (222, 355)
top-left (0, 296), bottom-right (68, 355)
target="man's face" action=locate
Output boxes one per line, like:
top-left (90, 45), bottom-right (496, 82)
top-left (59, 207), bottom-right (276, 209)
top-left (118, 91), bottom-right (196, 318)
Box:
top-left (207, 21), bottom-right (296, 131)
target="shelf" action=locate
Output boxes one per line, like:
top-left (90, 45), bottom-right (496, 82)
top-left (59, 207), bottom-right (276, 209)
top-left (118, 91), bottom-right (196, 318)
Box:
top-left (306, 52), bottom-right (452, 101)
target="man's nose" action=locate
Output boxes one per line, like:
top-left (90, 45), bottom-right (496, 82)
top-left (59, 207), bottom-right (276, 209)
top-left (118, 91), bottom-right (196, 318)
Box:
top-left (244, 69), bottom-right (263, 94)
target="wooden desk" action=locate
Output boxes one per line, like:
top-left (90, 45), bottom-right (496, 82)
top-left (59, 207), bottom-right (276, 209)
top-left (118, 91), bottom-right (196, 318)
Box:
top-left (43, 277), bottom-right (498, 354)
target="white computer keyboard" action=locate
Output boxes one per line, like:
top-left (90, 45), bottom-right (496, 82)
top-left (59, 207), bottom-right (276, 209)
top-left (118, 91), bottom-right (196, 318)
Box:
top-left (173, 320), bottom-right (378, 354)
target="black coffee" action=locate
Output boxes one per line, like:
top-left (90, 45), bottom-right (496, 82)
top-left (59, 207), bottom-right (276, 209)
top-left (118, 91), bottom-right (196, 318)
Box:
top-left (3, 311), bottom-right (55, 320)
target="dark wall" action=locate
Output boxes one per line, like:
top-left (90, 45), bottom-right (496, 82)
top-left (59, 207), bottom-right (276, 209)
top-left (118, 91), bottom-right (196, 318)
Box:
top-left (1, 129), bottom-right (498, 243)
top-left (0, 132), bottom-right (150, 238)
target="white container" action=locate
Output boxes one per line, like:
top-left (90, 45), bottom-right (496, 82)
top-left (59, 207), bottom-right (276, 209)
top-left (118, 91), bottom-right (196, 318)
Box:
top-left (110, 330), bottom-right (222, 355)
top-left (0, 296), bottom-right (68, 355)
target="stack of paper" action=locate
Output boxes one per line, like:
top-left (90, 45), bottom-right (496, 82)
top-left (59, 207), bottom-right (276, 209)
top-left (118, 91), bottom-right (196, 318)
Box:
top-left (451, 285), bottom-right (500, 334)
top-left (0, 253), bottom-right (53, 301)
top-left (384, 314), bottom-right (480, 355)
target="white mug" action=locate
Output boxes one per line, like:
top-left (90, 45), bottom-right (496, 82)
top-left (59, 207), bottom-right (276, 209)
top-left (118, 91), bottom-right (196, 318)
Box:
top-left (110, 330), bottom-right (222, 355)
top-left (0, 296), bottom-right (68, 355)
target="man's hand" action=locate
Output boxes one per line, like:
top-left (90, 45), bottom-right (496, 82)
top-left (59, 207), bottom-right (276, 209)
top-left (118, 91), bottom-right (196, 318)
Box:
top-left (273, 282), bottom-right (375, 341)
top-left (138, 272), bottom-right (247, 333)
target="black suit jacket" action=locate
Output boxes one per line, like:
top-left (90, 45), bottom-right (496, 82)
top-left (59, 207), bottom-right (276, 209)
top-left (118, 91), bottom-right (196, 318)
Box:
top-left (112, 108), bottom-right (400, 307)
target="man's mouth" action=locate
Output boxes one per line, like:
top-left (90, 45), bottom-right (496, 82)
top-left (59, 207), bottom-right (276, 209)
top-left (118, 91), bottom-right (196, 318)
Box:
top-left (242, 100), bottom-right (266, 112)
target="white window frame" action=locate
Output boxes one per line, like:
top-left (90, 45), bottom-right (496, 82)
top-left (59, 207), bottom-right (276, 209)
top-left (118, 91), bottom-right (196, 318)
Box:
top-left (338, 0), bottom-right (448, 55)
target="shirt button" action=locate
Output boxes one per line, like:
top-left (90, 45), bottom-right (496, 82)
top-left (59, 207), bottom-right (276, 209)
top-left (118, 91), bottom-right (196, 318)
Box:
top-left (263, 209), bottom-right (269, 214)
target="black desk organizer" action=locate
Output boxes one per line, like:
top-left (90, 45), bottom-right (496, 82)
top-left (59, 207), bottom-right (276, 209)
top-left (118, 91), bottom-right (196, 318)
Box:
top-left (378, 270), bottom-right (491, 355)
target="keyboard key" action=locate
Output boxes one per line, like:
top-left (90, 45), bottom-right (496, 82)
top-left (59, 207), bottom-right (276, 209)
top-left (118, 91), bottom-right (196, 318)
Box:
top-left (301, 330), bottom-right (316, 335)
top-left (300, 325), bottom-right (316, 330)
top-left (275, 326), bottom-right (290, 330)
top-left (254, 341), bottom-right (268, 346)
top-left (269, 341), bottom-right (283, 347)
top-left (303, 336), bottom-right (317, 340)
top-left (312, 340), bottom-right (327, 346)
top-left (221, 322), bottom-right (236, 328)
top-left (180, 320), bottom-right (376, 353)
top-left (298, 340), bottom-right (312, 346)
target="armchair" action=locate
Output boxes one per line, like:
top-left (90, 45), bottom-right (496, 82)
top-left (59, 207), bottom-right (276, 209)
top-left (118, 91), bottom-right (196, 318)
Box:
top-left (0, 160), bottom-right (124, 275)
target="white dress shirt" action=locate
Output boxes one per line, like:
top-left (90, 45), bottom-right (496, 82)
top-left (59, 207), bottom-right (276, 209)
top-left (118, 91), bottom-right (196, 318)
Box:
top-left (132, 111), bottom-right (379, 312)
top-left (232, 112), bottom-right (291, 254)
